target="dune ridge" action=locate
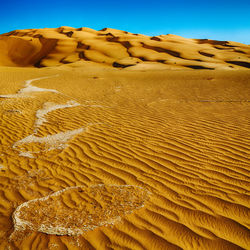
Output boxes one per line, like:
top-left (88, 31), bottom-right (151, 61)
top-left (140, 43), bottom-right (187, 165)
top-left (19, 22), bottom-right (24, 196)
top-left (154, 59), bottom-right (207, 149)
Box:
top-left (0, 26), bottom-right (249, 70)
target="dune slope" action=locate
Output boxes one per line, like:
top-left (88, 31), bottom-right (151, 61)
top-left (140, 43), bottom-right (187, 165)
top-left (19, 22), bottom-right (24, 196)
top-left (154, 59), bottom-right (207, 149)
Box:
top-left (0, 26), bottom-right (249, 70)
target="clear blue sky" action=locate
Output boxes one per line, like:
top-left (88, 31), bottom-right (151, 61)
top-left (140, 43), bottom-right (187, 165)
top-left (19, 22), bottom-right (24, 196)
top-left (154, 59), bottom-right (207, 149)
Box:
top-left (1, 0), bottom-right (250, 44)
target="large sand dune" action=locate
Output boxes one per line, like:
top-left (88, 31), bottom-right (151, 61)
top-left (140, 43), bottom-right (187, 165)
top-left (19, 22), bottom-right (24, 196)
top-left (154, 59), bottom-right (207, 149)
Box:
top-left (0, 26), bottom-right (249, 70)
top-left (0, 27), bottom-right (249, 249)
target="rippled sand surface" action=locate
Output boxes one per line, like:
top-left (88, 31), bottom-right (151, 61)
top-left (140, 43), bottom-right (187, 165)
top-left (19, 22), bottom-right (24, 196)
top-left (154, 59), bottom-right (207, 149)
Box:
top-left (0, 51), bottom-right (250, 248)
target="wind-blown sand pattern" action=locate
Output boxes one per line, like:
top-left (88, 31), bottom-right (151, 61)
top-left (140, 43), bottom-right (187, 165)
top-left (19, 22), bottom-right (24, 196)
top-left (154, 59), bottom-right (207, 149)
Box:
top-left (13, 127), bottom-right (85, 155)
top-left (0, 75), bottom-right (59, 99)
top-left (0, 27), bottom-right (249, 249)
top-left (11, 185), bottom-right (150, 238)
top-left (34, 101), bottom-right (81, 132)
top-left (2, 75), bottom-right (84, 158)
top-left (17, 76), bottom-right (59, 94)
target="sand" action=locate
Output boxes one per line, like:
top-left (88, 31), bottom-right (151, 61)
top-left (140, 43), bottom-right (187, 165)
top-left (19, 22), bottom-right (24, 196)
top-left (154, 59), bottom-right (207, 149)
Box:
top-left (0, 27), bottom-right (249, 249)
top-left (0, 26), bottom-right (249, 70)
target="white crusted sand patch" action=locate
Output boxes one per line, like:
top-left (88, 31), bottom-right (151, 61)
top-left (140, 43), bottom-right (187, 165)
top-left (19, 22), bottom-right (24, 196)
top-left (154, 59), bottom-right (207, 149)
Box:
top-left (34, 100), bottom-right (81, 131)
top-left (10, 185), bottom-right (151, 238)
top-left (23, 75), bottom-right (59, 88)
top-left (0, 94), bottom-right (29, 98)
top-left (115, 86), bottom-right (121, 92)
top-left (13, 127), bottom-right (84, 152)
top-left (18, 85), bottom-right (58, 94)
top-left (0, 75), bottom-right (59, 99)
top-left (18, 75), bottom-right (59, 94)
top-left (18, 151), bottom-right (35, 158)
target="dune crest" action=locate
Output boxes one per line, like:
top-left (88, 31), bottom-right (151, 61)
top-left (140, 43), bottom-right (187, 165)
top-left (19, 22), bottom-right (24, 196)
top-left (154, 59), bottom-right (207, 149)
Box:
top-left (0, 26), bottom-right (249, 70)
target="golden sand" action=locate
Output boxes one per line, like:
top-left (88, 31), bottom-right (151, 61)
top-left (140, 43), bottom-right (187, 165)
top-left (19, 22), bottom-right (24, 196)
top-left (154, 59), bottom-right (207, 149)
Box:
top-left (0, 26), bottom-right (250, 70)
top-left (0, 27), bottom-right (249, 249)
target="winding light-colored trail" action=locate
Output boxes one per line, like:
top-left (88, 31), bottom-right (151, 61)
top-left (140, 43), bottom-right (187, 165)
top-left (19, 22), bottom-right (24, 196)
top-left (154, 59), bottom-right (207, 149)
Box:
top-left (34, 101), bottom-right (81, 132)
top-left (18, 75), bottom-right (59, 94)
top-left (0, 75), bottom-right (85, 158)
top-left (0, 66), bottom-right (249, 249)
top-left (0, 75), bottom-right (59, 98)
top-left (13, 127), bottom-right (85, 156)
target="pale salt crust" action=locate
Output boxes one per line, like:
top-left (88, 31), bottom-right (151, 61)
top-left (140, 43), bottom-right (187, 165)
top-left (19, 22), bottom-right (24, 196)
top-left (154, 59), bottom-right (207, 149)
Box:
top-left (11, 185), bottom-right (150, 237)
top-left (6, 76), bottom-right (102, 158)
top-left (0, 94), bottom-right (26, 98)
top-left (19, 75), bottom-right (59, 94)
top-left (115, 86), bottom-right (121, 92)
top-left (4, 75), bottom-right (84, 157)
top-left (13, 127), bottom-right (84, 154)
top-left (0, 75), bottom-right (59, 98)
top-left (11, 186), bottom-right (76, 236)
top-left (18, 152), bottom-right (35, 159)
top-left (34, 100), bottom-right (81, 132)
top-left (15, 122), bottom-right (103, 158)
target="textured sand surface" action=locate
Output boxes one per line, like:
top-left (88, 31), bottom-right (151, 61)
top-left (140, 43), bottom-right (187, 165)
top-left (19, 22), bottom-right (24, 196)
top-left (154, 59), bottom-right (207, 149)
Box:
top-left (0, 27), bottom-right (250, 70)
top-left (0, 27), bottom-right (250, 250)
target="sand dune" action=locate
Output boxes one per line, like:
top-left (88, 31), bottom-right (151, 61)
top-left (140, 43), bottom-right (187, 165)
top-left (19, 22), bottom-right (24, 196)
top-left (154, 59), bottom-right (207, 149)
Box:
top-left (0, 27), bottom-right (249, 70)
top-left (0, 27), bottom-right (249, 249)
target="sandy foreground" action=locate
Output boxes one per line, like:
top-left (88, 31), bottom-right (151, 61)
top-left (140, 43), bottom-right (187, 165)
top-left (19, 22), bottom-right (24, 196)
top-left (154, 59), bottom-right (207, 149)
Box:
top-left (0, 27), bottom-right (250, 249)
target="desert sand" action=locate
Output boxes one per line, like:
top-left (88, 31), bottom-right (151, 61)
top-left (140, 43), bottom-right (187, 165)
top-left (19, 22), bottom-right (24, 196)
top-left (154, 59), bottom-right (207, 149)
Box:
top-left (0, 27), bottom-right (249, 249)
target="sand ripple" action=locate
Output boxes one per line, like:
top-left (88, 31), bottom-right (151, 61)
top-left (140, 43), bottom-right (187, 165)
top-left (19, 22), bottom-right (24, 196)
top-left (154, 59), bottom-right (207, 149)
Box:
top-left (11, 185), bottom-right (150, 237)
top-left (0, 69), bottom-right (249, 249)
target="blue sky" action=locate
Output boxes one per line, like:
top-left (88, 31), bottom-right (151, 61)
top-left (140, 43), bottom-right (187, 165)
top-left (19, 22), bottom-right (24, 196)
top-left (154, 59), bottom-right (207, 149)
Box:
top-left (1, 0), bottom-right (250, 44)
